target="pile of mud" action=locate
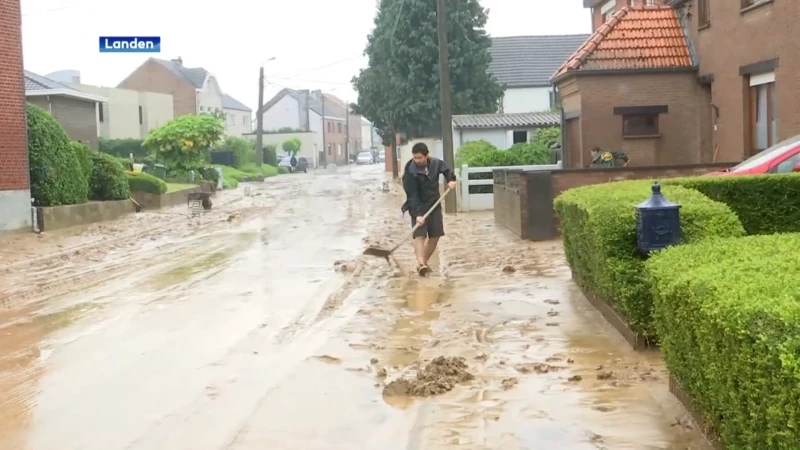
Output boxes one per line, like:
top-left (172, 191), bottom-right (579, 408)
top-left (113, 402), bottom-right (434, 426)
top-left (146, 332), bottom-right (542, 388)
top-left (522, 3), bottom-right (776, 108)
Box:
top-left (382, 356), bottom-right (474, 397)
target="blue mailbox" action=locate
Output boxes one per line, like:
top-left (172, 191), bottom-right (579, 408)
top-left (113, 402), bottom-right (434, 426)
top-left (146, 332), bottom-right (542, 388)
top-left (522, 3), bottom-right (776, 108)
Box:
top-left (635, 182), bottom-right (681, 254)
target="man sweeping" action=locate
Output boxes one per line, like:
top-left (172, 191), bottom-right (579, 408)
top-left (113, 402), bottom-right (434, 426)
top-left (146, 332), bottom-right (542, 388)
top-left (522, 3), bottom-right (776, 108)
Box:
top-left (401, 143), bottom-right (457, 276)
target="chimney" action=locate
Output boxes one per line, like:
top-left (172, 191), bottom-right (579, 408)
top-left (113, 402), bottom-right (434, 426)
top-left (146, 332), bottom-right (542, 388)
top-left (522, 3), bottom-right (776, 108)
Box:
top-left (172, 57), bottom-right (183, 65)
top-left (298, 90), bottom-right (310, 131)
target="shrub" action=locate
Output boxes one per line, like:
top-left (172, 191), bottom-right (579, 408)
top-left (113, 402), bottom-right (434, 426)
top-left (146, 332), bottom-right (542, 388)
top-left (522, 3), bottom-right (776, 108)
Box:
top-left (198, 167), bottom-right (220, 184)
top-left (70, 141), bottom-right (93, 190)
top-left (664, 174), bottom-right (800, 235)
top-left (264, 144), bottom-right (278, 166)
top-left (126, 171), bottom-right (167, 194)
top-left (212, 136), bottom-right (255, 167)
top-left (455, 140), bottom-right (551, 167)
top-left (531, 126), bottom-right (560, 148)
top-left (99, 138), bottom-right (148, 160)
top-left (278, 166), bottom-right (289, 174)
top-left (554, 180), bottom-right (745, 338)
top-left (26, 104), bottom-right (89, 206)
top-left (89, 152), bottom-right (130, 200)
top-left (647, 233), bottom-right (800, 448)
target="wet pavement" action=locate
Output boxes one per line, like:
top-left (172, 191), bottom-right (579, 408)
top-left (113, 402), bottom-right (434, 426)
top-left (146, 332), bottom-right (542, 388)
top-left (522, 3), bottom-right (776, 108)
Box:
top-left (0, 165), bottom-right (711, 449)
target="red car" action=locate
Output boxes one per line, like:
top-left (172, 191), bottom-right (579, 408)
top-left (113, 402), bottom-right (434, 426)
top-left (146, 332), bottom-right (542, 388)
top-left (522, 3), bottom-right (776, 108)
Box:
top-left (709, 135), bottom-right (800, 175)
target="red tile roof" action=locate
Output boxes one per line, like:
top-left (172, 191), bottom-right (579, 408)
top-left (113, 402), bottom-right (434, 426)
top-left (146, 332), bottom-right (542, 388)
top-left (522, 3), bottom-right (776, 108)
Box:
top-left (551, 5), bottom-right (694, 81)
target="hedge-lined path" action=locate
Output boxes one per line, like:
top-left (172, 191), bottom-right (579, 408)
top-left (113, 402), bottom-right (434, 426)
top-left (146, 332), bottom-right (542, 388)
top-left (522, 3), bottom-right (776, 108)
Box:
top-left (0, 166), bottom-right (710, 449)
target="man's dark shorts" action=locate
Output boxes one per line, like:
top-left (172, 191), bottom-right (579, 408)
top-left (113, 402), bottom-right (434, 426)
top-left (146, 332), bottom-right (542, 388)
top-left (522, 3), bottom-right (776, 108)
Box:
top-left (411, 206), bottom-right (444, 239)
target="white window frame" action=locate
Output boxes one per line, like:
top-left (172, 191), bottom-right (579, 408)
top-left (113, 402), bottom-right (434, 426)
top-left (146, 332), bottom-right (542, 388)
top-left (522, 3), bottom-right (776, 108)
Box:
top-left (601, 0), bottom-right (615, 15)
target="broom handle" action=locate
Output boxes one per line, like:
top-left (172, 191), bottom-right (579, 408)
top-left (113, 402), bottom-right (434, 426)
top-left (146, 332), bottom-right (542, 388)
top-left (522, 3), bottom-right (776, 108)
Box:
top-left (390, 188), bottom-right (452, 253)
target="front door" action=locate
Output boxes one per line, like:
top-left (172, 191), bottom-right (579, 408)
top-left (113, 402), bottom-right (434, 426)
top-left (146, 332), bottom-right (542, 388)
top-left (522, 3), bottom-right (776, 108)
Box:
top-left (564, 118), bottom-right (581, 168)
top-left (750, 73), bottom-right (777, 156)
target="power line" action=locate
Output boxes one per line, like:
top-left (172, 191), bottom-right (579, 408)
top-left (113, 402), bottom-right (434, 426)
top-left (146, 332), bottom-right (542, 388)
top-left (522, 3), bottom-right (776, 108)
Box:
top-left (22, 5), bottom-right (72, 16)
top-left (266, 76), bottom-right (351, 86)
top-left (277, 55), bottom-right (363, 78)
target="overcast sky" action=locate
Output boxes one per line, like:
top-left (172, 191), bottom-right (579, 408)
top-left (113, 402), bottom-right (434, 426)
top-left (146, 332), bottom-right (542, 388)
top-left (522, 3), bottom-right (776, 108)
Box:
top-left (21, 0), bottom-right (590, 112)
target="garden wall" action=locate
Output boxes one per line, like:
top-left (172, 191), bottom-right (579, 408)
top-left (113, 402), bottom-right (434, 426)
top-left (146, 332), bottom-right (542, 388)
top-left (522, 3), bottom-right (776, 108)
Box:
top-left (493, 162), bottom-right (732, 240)
top-left (36, 200), bottom-right (135, 232)
top-left (132, 183), bottom-right (214, 210)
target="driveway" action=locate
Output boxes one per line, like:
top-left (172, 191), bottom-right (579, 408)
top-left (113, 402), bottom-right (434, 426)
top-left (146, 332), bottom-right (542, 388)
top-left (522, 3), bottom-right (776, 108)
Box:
top-left (0, 165), bottom-right (710, 449)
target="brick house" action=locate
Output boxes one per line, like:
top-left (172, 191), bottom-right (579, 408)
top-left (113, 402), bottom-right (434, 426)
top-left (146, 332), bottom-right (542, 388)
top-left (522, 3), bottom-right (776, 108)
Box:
top-left (118, 57), bottom-right (224, 117)
top-left (318, 92), bottom-right (364, 162)
top-left (0, 0), bottom-right (32, 232)
top-left (24, 71), bottom-right (106, 150)
top-left (564, 0), bottom-right (799, 167)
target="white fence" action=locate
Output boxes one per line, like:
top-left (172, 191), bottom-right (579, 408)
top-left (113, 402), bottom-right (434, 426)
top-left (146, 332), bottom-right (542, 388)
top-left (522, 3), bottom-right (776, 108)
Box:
top-left (456, 162), bottom-right (562, 212)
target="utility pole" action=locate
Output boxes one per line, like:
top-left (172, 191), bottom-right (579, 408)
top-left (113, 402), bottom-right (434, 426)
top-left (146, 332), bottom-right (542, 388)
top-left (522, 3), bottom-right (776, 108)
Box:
top-left (321, 94), bottom-right (327, 166)
top-left (437, 0), bottom-right (456, 213)
top-left (255, 66), bottom-right (265, 165)
top-left (345, 103), bottom-right (350, 164)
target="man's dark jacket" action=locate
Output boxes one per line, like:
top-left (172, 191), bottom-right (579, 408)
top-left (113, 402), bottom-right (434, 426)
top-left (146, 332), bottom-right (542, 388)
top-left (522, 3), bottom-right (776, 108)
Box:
top-left (401, 157), bottom-right (456, 216)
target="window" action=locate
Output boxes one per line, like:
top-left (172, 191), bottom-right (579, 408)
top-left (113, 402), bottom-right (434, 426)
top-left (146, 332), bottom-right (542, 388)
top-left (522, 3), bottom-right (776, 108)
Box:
top-left (243, 115), bottom-right (247, 126)
top-left (327, 144), bottom-right (332, 155)
top-left (227, 113), bottom-right (235, 126)
top-left (337, 123), bottom-right (342, 133)
top-left (600, 0), bottom-right (615, 22)
top-left (327, 122), bottom-right (332, 132)
top-left (512, 131), bottom-right (528, 144)
top-left (200, 106), bottom-right (204, 111)
top-left (138, 106), bottom-right (143, 125)
top-left (772, 153), bottom-right (800, 173)
top-left (337, 143), bottom-right (342, 155)
top-left (749, 72), bottom-right (776, 154)
top-left (741, 0), bottom-right (768, 8)
top-left (623, 114), bottom-right (659, 137)
top-left (698, 0), bottom-right (710, 26)
top-left (98, 103), bottom-right (104, 123)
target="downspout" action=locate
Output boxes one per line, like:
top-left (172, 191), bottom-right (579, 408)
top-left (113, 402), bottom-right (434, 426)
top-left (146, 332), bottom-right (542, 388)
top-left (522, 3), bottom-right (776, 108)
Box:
top-left (47, 95), bottom-right (52, 115)
top-left (557, 86), bottom-right (567, 168)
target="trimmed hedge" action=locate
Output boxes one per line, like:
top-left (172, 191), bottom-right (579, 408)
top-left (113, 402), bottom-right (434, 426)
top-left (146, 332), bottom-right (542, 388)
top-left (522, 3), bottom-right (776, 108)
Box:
top-left (554, 180), bottom-right (745, 338)
top-left (71, 141), bottom-right (93, 188)
top-left (27, 104), bottom-right (89, 206)
top-left (126, 171), bottom-right (167, 194)
top-left (89, 153), bottom-right (130, 200)
top-left (647, 233), bottom-right (800, 448)
top-left (665, 173), bottom-right (800, 235)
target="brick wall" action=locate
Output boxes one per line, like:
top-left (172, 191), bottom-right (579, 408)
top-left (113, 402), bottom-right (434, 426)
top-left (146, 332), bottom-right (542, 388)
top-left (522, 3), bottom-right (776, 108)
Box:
top-left (570, 72), bottom-right (713, 168)
top-left (118, 59), bottom-right (196, 116)
top-left (26, 96), bottom-right (99, 149)
top-left (0, 0), bottom-right (29, 192)
top-left (681, 0), bottom-right (799, 162)
top-left (494, 163), bottom-right (732, 240)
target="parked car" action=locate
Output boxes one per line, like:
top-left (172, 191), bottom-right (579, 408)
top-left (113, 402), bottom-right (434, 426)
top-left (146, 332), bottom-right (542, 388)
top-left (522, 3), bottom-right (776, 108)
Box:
top-left (356, 151), bottom-right (374, 165)
top-left (278, 155), bottom-right (309, 173)
top-left (708, 135), bottom-right (800, 176)
top-left (377, 150), bottom-right (385, 163)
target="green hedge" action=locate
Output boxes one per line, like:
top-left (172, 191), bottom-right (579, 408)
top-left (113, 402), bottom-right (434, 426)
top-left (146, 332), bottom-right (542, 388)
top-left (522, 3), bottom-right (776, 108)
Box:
top-left (71, 141), bottom-right (93, 188)
top-left (554, 180), bottom-right (745, 338)
top-left (99, 138), bottom-right (148, 160)
top-left (89, 153), bottom-right (130, 200)
top-left (126, 171), bottom-right (167, 194)
top-left (27, 104), bottom-right (89, 206)
top-left (647, 233), bottom-right (800, 448)
top-left (665, 174), bottom-right (800, 235)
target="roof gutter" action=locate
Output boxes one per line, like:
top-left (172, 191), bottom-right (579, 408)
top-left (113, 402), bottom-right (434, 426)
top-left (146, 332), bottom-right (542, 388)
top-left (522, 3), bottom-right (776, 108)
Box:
top-left (26, 89), bottom-right (107, 103)
top-left (550, 66), bottom-right (698, 85)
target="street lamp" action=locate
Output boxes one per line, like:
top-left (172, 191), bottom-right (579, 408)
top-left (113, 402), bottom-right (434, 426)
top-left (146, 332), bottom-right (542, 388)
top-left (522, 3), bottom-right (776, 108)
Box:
top-left (255, 57), bottom-right (276, 165)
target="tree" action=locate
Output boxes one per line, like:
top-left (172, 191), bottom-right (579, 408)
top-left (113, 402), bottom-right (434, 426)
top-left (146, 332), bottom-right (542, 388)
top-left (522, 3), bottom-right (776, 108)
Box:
top-left (281, 137), bottom-right (301, 156)
top-left (352, 0), bottom-right (504, 139)
top-left (143, 115), bottom-right (225, 172)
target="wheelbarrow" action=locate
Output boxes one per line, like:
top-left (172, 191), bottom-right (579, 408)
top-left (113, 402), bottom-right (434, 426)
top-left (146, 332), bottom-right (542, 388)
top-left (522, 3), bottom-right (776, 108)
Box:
top-left (187, 192), bottom-right (212, 216)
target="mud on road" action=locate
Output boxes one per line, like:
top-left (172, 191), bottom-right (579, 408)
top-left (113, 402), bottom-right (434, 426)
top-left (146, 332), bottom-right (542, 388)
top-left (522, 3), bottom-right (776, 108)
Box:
top-left (0, 166), bottom-right (711, 449)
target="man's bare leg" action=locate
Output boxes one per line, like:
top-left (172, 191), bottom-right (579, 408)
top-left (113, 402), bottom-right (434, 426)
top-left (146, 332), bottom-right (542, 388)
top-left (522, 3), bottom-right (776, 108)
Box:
top-left (413, 236), bottom-right (427, 266)
top-left (423, 237), bottom-right (439, 261)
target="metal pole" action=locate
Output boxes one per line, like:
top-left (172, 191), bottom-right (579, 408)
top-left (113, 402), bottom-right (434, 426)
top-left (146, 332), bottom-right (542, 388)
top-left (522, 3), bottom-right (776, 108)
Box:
top-left (437, 0), bottom-right (456, 213)
top-left (321, 95), bottom-right (327, 166)
top-left (255, 66), bottom-right (265, 165)
top-left (345, 103), bottom-right (350, 164)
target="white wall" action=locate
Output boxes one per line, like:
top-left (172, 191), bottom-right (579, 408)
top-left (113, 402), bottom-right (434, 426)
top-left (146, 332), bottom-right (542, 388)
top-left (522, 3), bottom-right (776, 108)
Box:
top-left (502, 87), bottom-right (552, 114)
top-left (361, 122), bottom-right (373, 148)
top-left (261, 95), bottom-right (300, 131)
top-left (224, 108), bottom-right (252, 137)
top-left (71, 83), bottom-right (173, 139)
top-left (308, 110), bottom-right (324, 166)
top-left (454, 128), bottom-right (508, 152)
top-left (0, 190), bottom-right (32, 232)
top-left (197, 76), bottom-right (223, 114)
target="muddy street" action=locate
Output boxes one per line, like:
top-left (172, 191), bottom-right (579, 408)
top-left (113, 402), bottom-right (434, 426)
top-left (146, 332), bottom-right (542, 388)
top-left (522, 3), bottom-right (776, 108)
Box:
top-left (0, 166), bottom-right (710, 449)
